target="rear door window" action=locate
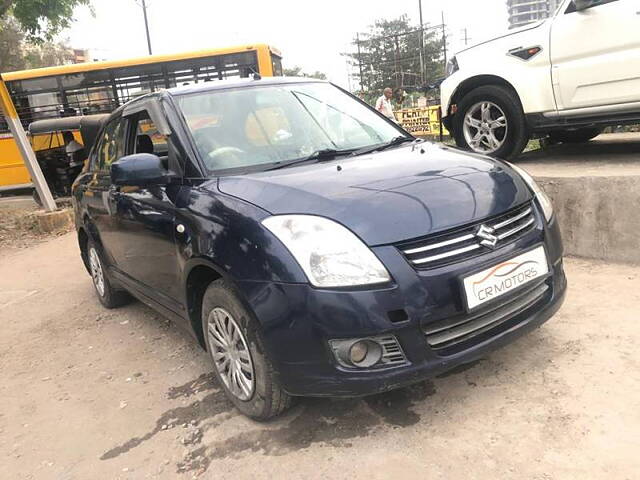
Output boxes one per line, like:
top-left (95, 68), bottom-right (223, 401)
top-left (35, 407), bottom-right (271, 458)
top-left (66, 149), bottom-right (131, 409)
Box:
top-left (132, 113), bottom-right (168, 156)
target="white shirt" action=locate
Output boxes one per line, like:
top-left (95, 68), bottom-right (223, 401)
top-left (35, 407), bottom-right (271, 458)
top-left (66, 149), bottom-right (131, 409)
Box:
top-left (375, 95), bottom-right (395, 121)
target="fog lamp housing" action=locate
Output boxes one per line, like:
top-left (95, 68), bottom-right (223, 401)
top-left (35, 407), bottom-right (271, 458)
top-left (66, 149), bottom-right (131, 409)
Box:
top-left (329, 335), bottom-right (408, 369)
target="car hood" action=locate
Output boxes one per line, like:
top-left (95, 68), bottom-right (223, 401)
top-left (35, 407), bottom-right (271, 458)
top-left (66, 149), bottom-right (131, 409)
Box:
top-left (456, 20), bottom-right (546, 55)
top-left (217, 143), bottom-right (532, 246)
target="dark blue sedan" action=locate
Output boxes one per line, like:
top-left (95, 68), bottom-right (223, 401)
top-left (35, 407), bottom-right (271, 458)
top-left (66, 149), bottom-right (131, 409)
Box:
top-left (72, 77), bottom-right (566, 419)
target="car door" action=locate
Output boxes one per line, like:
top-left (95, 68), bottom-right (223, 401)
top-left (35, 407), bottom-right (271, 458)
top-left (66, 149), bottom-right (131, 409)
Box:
top-left (84, 114), bottom-right (126, 267)
top-left (107, 103), bottom-right (184, 312)
top-left (550, 0), bottom-right (640, 113)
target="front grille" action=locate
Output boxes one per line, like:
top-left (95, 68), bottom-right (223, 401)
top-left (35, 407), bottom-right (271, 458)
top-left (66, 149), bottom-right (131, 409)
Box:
top-left (398, 203), bottom-right (536, 269)
top-left (423, 279), bottom-right (550, 356)
top-left (378, 335), bottom-right (408, 366)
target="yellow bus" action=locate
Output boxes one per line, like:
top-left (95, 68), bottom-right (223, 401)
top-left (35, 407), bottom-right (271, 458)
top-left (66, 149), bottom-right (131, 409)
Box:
top-left (0, 43), bottom-right (282, 192)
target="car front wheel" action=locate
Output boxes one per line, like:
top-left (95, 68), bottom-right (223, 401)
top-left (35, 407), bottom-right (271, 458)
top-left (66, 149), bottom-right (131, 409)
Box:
top-left (453, 85), bottom-right (529, 160)
top-left (201, 279), bottom-right (293, 420)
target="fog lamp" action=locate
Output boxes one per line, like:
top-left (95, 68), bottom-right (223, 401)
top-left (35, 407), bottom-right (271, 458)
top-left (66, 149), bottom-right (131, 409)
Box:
top-left (330, 338), bottom-right (384, 368)
top-left (349, 341), bottom-right (369, 364)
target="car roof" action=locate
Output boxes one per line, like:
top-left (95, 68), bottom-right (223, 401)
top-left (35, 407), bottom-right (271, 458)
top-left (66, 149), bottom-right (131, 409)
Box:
top-left (166, 76), bottom-right (325, 96)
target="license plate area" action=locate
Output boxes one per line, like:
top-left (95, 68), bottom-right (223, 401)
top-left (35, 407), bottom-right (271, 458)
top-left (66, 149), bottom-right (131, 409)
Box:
top-left (462, 245), bottom-right (549, 311)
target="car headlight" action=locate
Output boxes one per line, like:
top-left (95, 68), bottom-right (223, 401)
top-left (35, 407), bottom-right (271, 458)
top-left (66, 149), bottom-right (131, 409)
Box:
top-left (446, 56), bottom-right (459, 77)
top-left (507, 163), bottom-right (554, 222)
top-left (262, 215), bottom-right (391, 288)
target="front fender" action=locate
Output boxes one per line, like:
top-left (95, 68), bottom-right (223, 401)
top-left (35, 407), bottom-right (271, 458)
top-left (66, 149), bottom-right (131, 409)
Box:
top-left (176, 184), bottom-right (307, 286)
top-left (441, 21), bottom-right (556, 117)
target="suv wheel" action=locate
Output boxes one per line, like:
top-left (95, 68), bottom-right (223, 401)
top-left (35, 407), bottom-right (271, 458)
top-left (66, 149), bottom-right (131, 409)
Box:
top-left (453, 85), bottom-right (529, 160)
top-left (201, 279), bottom-right (293, 420)
top-left (548, 127), bottom-right (602, 144)
top-left (87, 240), bottom-right (131, 308)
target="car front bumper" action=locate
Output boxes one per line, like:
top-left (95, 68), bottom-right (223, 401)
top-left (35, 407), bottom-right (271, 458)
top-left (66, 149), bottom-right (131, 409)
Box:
top-left (237, 212), bottom-right (566, 397)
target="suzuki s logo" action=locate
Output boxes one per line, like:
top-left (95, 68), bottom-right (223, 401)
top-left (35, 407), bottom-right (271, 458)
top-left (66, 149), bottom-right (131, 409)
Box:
top-left (476, 224), bottom-right (498, 248)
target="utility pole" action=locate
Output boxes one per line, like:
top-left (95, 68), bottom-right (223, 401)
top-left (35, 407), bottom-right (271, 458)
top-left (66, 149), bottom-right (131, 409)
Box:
top-left (462, 28), bottom-right (469, 46)
top-left (418, 0), bottom-right (426, 85)
top-left (441, 11), bottom-right (448, 69)
top-left (393, 34), bottom-right (400, 89)
top-left (141, 0), bottom-right (153, 55)
top-left (345, 56), bottom-right (352, 92)
top-left (355, 33), bottom-right (364, 92)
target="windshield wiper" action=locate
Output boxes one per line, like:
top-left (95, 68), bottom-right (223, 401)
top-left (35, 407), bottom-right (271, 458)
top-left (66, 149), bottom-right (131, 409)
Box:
top-left (265, 137), bottom-right (415, 172)
top-left (266, 148), bottom-right (355, 171)
top-left (351, 136), bottom-right (416, 157)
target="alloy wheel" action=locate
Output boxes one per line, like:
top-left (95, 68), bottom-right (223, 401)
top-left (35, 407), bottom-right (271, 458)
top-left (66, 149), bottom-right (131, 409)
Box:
top-left (207, 307), bottom-right (255, 401)
top-left (89, 247), bottom-right (105, 297)
top-left (463, 101), bottom-right (508, 154)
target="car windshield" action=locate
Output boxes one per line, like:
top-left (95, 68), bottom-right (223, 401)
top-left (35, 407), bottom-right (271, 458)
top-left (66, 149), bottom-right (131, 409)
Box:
top-left (176, 82), bottom-right (405, 173)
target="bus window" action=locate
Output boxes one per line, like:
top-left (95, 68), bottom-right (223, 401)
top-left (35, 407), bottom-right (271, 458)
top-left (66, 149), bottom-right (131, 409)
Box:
top-left (7, 76), bottom-right (61, 124)
top-left (60, 71), bottom-right (117, 114)
top-left (272, 55), bottom-right (283, 76)
top-left (113, 63), bottom-right (165, 103)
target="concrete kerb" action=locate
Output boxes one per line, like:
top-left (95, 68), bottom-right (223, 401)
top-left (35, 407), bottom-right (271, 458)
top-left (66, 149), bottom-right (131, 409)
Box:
top-left (536, 175), bottom-right (640, 265)
top-left (17, 207), bottom-right (74, 235)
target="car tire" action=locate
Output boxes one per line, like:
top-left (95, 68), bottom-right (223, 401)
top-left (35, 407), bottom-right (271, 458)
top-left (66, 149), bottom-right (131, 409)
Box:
top-left (87, 240), bottom-right (131, 309)
top-left (548, 128), bottom-right (602, 144)
top-left (201, 279), bottom-right (293, 420)
top-left (453, 85), bottom-right (529, 160)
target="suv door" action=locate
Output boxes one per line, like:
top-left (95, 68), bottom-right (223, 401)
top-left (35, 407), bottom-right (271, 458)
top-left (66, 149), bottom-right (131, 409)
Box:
top-left (550, 0), bottom-right (640, 113)
top-left (108, 104), bottom-right (184, 313)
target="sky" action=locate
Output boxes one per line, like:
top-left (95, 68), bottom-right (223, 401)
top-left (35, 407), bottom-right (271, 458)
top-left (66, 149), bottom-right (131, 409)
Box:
top-left (65, 0), bottom-right (509, 89)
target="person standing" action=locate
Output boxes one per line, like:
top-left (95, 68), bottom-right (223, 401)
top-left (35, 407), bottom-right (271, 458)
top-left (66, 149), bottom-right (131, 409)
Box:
top-left (375, 87), bottom-right (396, 121)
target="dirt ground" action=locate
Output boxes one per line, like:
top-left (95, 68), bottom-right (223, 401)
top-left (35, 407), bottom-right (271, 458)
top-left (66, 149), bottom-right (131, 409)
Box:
top-left (1, 233), bottom-right (639, 480)
top-left (0, 195), bottom-right (72, 255)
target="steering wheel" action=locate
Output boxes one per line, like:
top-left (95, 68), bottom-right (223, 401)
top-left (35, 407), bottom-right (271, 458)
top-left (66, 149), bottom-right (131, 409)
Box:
top-left (206, 147), bottom-right (246, 169)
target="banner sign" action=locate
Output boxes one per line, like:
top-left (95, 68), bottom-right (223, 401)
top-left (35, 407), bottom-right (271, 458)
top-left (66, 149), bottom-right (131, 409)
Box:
top-left (395, 106), bottom-right (448, 137)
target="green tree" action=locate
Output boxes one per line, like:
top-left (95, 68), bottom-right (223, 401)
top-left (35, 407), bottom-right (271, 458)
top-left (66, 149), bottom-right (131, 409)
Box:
top-left (308, 71), bottom-right (327, 80)
top-left (0, 0), bottom-right (91, 42)
top-left (24, 38), bottom-right (73, 68)
top-left (1, 15), bottom-right (73, 71)
top-left (0, 15), bottom-right (25, 71)
top-left (346, 15), bottom-right (444, 94)
top-left (283, 66), bottom-right (302, 77)
top-left (283, 66), bottom-right (327, 80)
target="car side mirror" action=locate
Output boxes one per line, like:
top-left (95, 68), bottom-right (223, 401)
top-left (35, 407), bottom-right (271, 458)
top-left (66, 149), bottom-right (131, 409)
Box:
top-left (573, 0), bottom-right (593, 11)
top-left (111, 153), bottom-right (171, 186)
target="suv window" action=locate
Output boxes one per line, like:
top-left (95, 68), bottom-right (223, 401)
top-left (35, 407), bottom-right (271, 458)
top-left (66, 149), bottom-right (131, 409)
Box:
top-left (96, 117), bottom-right (125, 171)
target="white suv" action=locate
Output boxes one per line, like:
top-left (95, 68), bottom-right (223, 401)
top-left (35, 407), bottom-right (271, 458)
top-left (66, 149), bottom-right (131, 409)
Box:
top-left (440, 0), bottom-right (640, 159)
